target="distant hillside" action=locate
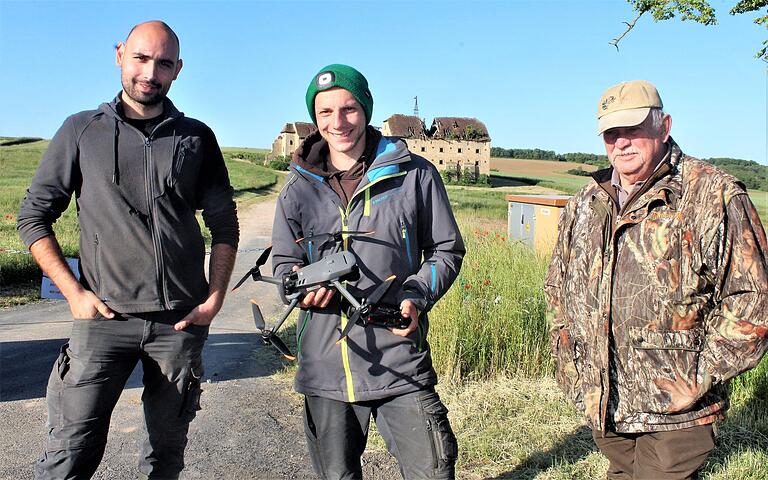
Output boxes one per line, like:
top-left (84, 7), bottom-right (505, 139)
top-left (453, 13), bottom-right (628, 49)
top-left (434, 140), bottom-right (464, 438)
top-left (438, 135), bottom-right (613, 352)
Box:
top-left (491, 147), bottom-right (609, 168)
top-left (703, 158), bottom-right (768, 192)
top-left (0, 137), bottom-right (44, 146)
top-left (492, 147), bottom-right (768, 191)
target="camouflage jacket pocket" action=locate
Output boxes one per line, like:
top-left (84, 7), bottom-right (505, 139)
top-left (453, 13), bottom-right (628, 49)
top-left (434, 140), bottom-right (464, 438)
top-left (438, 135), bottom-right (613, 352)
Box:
top-left (554, 327), bottom-right (584, 409)
top-left (624, 327), bottom-right (709, 415)
top-left (628, 326), bottom-right (704, 352)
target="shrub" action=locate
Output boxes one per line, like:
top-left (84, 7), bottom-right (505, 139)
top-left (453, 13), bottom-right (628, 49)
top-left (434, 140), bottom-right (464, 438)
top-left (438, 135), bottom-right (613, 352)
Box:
top-left (566, 167), bottom-right (592, 177)
top-left (266, 156), bottom-right (291, 171)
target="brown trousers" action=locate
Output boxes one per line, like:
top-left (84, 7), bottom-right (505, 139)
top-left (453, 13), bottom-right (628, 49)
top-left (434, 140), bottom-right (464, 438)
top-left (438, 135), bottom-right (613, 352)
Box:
top-left (592, 424), bottom-right (715, 480)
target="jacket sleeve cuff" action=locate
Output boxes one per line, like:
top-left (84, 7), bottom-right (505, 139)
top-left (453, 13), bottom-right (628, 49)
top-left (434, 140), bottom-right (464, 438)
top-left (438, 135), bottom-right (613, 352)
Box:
top-left (397, 284), bottom-right (428, 312)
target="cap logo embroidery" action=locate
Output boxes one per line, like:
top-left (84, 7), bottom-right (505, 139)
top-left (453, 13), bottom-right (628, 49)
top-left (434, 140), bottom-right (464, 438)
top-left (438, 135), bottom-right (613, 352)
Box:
top-left (601, 95), bottom-right (616, 111)
top-left (317, 72), bottom-right (334, 88)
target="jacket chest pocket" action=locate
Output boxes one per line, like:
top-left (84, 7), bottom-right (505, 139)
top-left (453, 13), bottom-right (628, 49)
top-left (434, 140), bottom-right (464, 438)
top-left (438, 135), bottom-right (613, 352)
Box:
top-left (166, 138), bottom-right (203, 200)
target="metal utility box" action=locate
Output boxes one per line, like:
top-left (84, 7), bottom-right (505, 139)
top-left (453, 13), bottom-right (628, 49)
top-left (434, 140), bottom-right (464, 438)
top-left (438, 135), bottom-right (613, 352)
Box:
top-left (507, 195), bottom-right (570, 253)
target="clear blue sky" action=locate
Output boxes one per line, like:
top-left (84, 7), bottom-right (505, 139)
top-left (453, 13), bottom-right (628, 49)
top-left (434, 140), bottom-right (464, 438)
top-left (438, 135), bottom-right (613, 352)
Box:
top-left (1, 0), bottom-right (766, 164)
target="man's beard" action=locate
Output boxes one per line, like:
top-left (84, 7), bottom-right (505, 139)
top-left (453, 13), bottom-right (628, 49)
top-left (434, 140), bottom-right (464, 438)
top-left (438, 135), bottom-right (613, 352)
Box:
top-left (122, 77), bottom-right (166, 106)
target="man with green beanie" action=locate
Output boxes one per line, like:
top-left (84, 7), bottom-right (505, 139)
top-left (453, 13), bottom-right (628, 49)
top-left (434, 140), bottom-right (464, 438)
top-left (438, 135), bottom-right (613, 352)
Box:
top-left (270, 63), bottom-right (465, 479)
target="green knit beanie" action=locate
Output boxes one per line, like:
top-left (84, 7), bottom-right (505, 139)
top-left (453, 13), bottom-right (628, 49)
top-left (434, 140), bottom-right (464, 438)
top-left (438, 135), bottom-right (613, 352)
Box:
top-left (305, 64), bottom-right (373, 125)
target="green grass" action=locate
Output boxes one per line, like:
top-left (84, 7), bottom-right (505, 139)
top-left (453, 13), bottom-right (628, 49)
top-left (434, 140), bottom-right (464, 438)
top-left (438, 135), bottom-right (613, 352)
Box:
top-left (0, 140), bottom-right (279, 306)
top-left (749, 190), bottom-right (767, 225)
top-left (491, 170), bottom-right (591, 195)
top-left (445, 185), bottom-right (510, 220)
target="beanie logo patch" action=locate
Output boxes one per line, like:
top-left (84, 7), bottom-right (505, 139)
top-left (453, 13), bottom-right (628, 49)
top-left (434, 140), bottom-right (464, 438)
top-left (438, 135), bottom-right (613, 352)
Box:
top-left (317, 72), bottom-right (335, 88)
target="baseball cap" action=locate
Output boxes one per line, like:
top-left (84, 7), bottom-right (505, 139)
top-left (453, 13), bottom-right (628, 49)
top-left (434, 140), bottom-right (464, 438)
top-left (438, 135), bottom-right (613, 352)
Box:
top-left (597, 80), bottom-right (663, 135)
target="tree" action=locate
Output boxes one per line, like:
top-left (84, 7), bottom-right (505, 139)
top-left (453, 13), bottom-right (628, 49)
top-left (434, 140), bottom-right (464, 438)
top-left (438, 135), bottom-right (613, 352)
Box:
top-left (612, 0), bottom-right (767, 60)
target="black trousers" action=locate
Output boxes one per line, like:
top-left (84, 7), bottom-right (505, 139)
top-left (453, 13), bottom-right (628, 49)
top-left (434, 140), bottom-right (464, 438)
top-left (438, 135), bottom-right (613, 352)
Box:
top-left (592, 424), bottom-right (716, 480)
top-left (303, 388), bottom-right (458, 480)
top-left (35, 311), bottom-right (208, 480)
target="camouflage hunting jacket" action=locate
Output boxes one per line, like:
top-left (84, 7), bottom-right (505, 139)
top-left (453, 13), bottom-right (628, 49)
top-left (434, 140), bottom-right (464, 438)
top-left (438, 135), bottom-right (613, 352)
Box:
top-left (544, 139), bottom-right (768, 433)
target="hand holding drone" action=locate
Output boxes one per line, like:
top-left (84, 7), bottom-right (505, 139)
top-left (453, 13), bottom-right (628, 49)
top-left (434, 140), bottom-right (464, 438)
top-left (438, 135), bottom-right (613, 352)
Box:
top-left (232, 232), bottom-right (409, 360)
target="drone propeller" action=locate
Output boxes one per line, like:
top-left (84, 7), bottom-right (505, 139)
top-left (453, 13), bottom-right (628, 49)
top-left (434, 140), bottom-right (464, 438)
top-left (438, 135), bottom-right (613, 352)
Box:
top-left (250, 299), bottom-right (296, 361)
top-left (231, 246), bottom-right (273, 292)
top-left (295, 230), bottom-right (375, 251)
top-left (338, 275), bottom-right (397, 341)
top-left (250, 299), bottom-right (266, 331)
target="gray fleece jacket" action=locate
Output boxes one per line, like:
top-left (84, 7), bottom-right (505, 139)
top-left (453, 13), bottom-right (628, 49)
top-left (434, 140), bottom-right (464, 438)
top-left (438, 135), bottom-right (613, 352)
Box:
top-left (17, 95), bottom-right (239, 313)
top-left (272, 132), bottom-right (465, 402)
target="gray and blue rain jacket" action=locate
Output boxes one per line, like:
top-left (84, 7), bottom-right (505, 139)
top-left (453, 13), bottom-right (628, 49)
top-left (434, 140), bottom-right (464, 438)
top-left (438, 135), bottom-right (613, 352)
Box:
top-left (272, 133), bottom-right (465, 402)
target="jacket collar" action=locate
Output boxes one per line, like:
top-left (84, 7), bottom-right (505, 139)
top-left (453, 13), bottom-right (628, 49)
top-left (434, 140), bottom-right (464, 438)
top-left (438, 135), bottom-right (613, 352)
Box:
top-left (100, 93), bottom-right (184, 122)
top-left (292, 127), bottom-right (411, 184)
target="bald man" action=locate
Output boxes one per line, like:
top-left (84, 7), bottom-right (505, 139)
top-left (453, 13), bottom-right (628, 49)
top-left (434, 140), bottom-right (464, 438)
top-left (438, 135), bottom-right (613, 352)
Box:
top-left (18, 21), bottom-right (239, 479)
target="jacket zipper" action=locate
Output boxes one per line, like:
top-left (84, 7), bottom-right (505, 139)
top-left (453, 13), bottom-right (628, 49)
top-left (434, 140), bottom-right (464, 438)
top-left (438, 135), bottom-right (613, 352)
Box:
top-left (425, 417), bottom-right (440, 469)
top-left (285, 162), bottom-right (411, 401)
top-left (297, 310), bottom-right (311, 359)
top-left (400, 218), bottom-right (414, 270)
top-left (336, 206), bottom-right (356, 402)
top-left (94, 233), bottom-right (102, 296)
top-left (123, 118), bottom-right (176, 310)
top-left (333, 170), bottom-right (408, 402)
top-left (143, 137), bottom-right (169, 309)
top-left (168, 145), bottom-right (186, 188)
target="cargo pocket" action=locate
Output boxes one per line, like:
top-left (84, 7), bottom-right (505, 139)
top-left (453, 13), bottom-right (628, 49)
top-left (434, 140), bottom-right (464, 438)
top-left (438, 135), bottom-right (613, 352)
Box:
top-left (179, 365), bottom-right (203, 421)
top-left (629, 326), bottom-right (706, 414)
top-left (55, 343), bottom-right (71, 382)
top-left (418, 390), bottom-right (458, 473)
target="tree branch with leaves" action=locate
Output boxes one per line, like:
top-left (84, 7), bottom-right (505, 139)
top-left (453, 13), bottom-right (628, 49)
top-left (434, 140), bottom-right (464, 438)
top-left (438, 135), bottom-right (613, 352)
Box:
top-left (612, 0), bottom-right (767, 59)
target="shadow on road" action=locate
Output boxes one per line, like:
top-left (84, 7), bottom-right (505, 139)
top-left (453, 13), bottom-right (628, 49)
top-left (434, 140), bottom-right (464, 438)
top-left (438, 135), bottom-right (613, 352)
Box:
top-left (232, 183), bottom-right (278, 200)
top-left (0, 331), bottom-right (290, 403)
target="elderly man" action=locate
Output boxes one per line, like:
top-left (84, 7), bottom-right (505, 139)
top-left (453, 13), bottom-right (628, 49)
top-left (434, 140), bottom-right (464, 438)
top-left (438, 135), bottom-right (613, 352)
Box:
top-left (270, 64), bottom-right (464, 479)
top-left (545, 80), bottom-right (767, 479)
top-left (18, 21), bottom-right (238, 479)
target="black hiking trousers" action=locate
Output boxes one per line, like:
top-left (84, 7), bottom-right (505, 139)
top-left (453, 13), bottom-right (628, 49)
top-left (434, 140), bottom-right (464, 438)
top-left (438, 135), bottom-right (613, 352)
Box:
top-left (303, 387), bottom-right (458, 480)
top-left (34, 310), bottom-right (208, 480)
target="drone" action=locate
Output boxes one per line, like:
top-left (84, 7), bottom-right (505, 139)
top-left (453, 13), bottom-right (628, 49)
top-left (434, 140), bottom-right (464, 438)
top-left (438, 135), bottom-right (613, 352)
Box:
top-left (232, 231), bottom-right (409, 360)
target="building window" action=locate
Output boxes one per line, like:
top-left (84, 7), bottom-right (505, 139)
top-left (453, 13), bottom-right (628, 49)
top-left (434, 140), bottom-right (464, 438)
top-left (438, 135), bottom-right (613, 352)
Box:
top-left (421, 147), bottom-right (426, 152)
top-left (439, 147), bottom-right (444, 153)
top-left (475, 161), bottom-right (479, 166)
top-left (290, 140), bottom-right (294, 146)
top-left (458, 148), bottom-right (462, 153)
top-left (439, 159), bottom-right (444, 165)
top-left (476, 149), bottom-right (480, 154)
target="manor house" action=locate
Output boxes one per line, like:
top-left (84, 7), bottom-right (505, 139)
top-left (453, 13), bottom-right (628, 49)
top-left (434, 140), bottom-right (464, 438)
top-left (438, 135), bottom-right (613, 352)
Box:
top-left (382, 114), bottom-right (491, 177)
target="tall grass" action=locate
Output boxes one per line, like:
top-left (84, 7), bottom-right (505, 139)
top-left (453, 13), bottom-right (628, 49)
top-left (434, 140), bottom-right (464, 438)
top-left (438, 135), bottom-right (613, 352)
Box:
top-left (430, 215), bottom-right (553, 381)
top-left (0, 141), bottom-right (79, 291)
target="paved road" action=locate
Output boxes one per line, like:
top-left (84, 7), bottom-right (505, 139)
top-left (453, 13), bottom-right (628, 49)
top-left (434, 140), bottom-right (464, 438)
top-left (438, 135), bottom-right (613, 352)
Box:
top-left (0, 198), bottom-right (399, 479)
